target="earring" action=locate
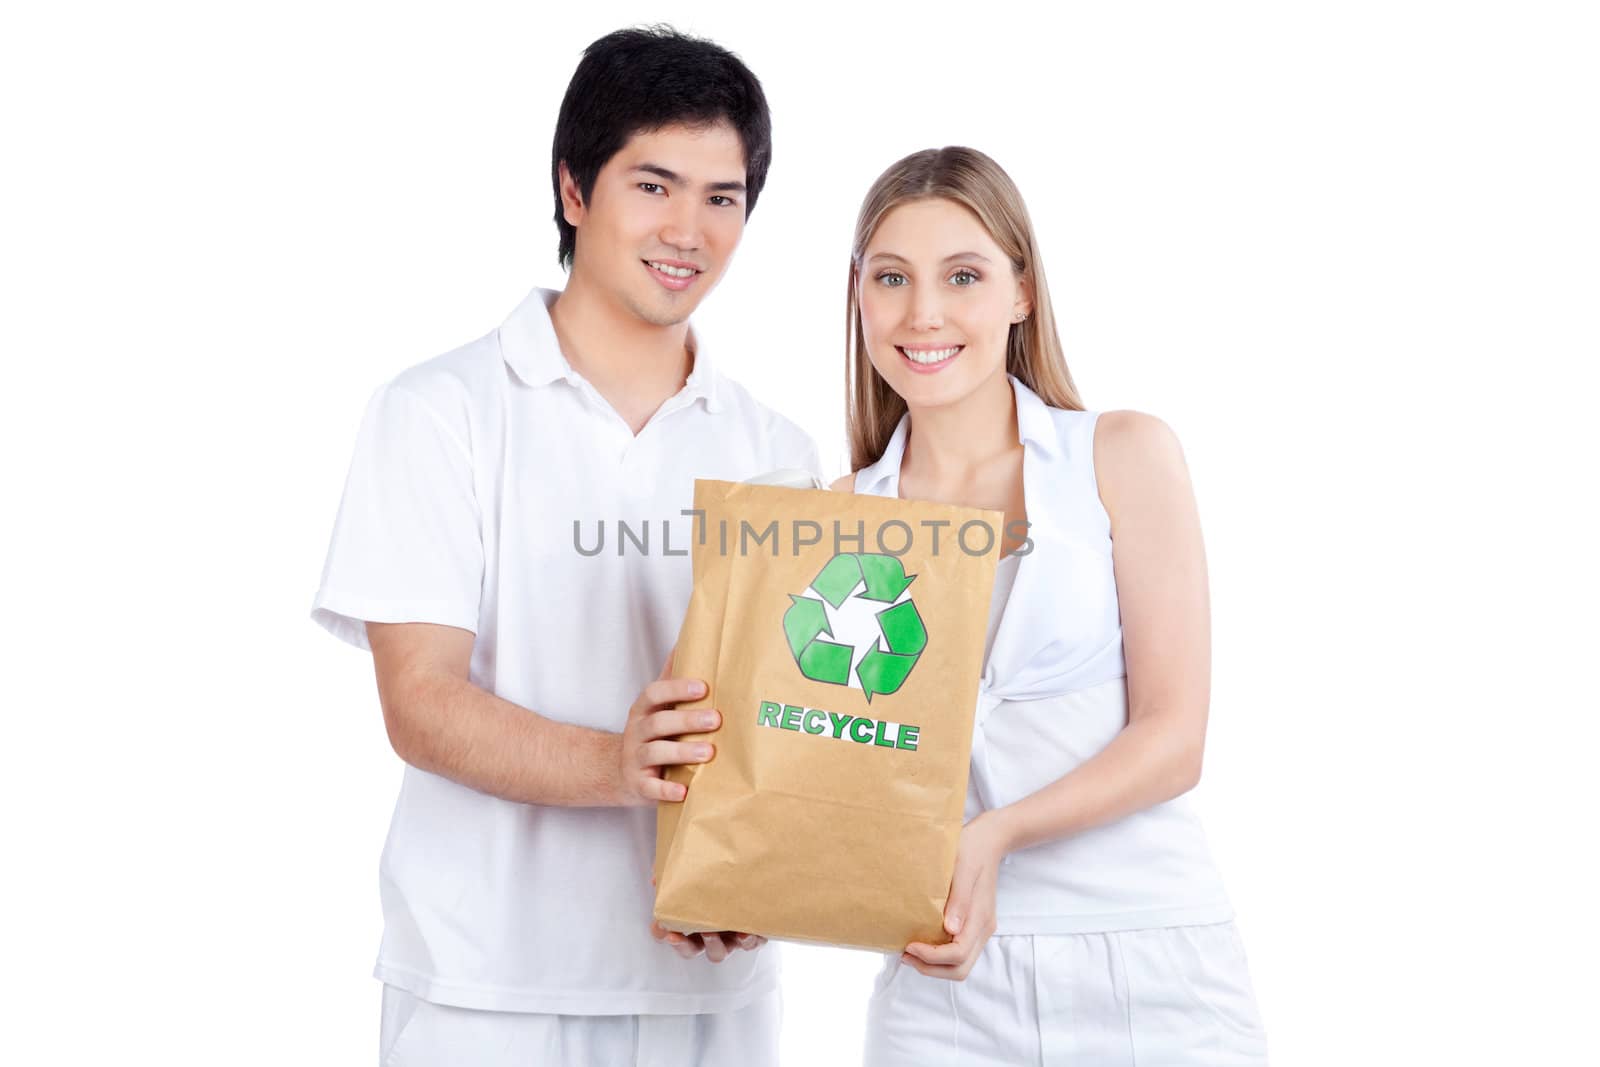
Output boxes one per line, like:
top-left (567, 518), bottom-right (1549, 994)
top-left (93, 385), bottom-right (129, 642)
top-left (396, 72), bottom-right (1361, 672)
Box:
top-left (1013, 312), bottom-right (1028, 323)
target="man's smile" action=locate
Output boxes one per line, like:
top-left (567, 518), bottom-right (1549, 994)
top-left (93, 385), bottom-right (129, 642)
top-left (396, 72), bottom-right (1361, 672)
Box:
top-left (644, 258), bottom-right (703, 291)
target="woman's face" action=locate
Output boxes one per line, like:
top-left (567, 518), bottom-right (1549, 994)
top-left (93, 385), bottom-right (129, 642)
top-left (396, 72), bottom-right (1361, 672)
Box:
top-left (857, 197), bottom-right (1030, 411)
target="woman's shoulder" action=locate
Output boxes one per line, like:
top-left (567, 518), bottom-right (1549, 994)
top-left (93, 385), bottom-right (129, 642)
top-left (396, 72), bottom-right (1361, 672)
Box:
top-left (1088, 409), bottom-right (1191, 512)
top-left (1029, 404), bottom-right (1182, 477)
top-left (1090, 406), bottom-right (1175, 434)
top-left (1091, 409), bottom-right (1183, 458)
top-left (828, 473), bottom-right (856, 493)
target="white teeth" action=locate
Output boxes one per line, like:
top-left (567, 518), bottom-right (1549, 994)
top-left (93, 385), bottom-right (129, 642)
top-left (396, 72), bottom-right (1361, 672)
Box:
top-left (648, 262), bottom-right (696, 278)
top-left (902, 346), bottom-right (961, 365)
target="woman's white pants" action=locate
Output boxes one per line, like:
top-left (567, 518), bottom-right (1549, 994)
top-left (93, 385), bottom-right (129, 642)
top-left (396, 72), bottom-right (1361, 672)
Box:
top-left (864, 922), bottom-right (1268, 1066)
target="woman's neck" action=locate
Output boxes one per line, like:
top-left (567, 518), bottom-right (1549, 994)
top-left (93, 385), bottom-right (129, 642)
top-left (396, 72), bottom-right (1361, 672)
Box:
top-left (901, 371), bottom-right (1020, 486)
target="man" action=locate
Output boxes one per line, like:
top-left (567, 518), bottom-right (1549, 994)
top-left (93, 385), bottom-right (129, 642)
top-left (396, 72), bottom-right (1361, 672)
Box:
top-left (311, 26), bottom-right (820, 1065)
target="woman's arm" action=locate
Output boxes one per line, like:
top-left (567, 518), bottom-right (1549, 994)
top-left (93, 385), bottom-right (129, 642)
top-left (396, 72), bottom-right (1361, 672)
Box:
top-left (906, 410), bottom-right (1214, 979)
top-left (992, 409), bottom-right (1212, 853)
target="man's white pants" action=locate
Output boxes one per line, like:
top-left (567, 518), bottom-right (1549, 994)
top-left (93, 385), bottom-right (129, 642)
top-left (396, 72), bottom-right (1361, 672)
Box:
top-left (864, 922), bottom-right (1268, 1066)
top-left (379, 985), bottom-right (781, 1067)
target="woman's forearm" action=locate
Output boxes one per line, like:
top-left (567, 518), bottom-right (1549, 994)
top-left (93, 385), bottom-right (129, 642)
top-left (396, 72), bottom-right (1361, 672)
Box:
top-left (989, 708), bottom-right (1205, 855)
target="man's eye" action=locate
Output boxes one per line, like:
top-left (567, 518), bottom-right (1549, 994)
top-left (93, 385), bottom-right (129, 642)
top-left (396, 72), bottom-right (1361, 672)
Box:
top-left (950, 269), bottom-right (979, 286)
top-left (877, 272), bottom-right (907, 287)
top-left (709, 195), bottom-right (737, 207)
top-left (639, 183), bottom-right (664, 195)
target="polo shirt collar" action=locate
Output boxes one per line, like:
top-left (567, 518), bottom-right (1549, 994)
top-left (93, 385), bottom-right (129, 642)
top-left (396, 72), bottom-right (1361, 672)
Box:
top-left (855, 373), bottom-right (1061, 494)
top-left (497, 286), bottom-right (724, 413)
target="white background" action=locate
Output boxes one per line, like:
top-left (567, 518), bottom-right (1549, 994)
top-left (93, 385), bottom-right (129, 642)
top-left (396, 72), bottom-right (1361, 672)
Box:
top-left (3, 2), bottom-right (1597, 1063)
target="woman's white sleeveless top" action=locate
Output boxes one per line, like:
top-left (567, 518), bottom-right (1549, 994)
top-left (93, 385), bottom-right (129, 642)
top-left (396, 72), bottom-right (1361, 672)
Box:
top-left (855, 375), bottom-right (1233, 933)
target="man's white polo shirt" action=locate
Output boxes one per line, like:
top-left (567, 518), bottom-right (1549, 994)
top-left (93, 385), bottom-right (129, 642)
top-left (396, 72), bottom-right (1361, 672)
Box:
top-left (311, 287), bottom-right (821, 1014)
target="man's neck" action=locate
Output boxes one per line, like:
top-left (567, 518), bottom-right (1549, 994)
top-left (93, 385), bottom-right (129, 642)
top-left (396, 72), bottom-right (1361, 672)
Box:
top-left (548, 275), bottom-right (694, 435)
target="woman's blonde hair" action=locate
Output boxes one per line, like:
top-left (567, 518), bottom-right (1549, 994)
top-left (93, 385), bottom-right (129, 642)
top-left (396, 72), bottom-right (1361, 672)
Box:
top-left (845, 146), bottom-right (1084, 472)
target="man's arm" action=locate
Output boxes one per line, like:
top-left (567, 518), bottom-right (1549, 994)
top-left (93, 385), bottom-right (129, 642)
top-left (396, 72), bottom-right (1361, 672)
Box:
top-left (366, 620), bottom-right (718, 807)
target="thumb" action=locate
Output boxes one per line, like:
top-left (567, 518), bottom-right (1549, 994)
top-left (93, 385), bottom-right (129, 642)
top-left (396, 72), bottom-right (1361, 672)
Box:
top-left (943, 857), bottom-right (979, 937)
top-left (658, 644), bottom-right (678, 681)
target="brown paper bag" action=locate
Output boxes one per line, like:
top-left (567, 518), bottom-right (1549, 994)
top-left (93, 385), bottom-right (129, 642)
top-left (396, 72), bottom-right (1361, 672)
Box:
top-left (653, 478), bottom-right (1002, 953)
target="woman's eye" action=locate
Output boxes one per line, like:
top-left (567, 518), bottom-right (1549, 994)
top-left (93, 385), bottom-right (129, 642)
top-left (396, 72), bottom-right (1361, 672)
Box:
top-left (877, 272), bottom-right (907, 288)
top-left (950, 269), bottom-right (979, 286)
top-left (639, 183), bottom-right (664, 195)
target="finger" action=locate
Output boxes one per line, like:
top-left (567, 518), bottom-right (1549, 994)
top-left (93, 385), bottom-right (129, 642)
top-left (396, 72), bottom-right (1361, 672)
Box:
top-left (649, 920), bottom-right (671, 942)
top-left (704, 932), bottom-right (732, 963)
top-left (663, 930), bottom-right (704, 959)
top-left (899, 953), bottom-right (973, 981)
top-left (627, 677), bottom-right (706, 723)
top-left (904, 939), bottom-right (967, 967)
top-left (637, 739), bottom-right (715, 771)
top-left (637, 707), bottom-right (722, 742)
top-left (735, 933), bottom-right (766, 951)
top-left (903, 938), bottom-right (980, 976)
top-left (634, 776), bottom-right (688, 803)
top-left (641, 677), bottom-right (708, 710)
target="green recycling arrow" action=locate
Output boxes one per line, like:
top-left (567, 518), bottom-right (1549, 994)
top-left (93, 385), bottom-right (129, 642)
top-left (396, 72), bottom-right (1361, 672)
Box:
top-left (782, 553), bottom-right (928, 701)
top-left (810, 552), bottom-right (917, 607)
top-left (783, 594), bottom-right (853, 684)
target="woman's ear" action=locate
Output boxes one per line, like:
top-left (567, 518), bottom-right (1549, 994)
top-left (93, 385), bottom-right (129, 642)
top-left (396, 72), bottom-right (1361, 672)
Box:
top-left (1013, 274), bottom-right (1034, 323)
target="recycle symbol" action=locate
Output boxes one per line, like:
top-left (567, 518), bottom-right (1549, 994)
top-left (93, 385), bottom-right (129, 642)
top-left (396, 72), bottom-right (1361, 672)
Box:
top-left (782, 552), bottom-right (928, 702)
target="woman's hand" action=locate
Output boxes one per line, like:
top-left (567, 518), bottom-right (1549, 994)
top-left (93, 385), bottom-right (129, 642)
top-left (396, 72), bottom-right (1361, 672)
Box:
top-left (901, 811), bottom-right (1012, 981)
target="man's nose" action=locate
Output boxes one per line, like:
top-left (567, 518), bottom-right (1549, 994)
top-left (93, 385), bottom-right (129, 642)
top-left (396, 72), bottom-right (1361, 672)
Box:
top-left (659, 200), bottom-right (705, 252)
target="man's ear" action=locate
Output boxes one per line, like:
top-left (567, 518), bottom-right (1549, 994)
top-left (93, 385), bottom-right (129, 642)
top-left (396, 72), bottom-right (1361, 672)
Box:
top-left (558, 161), bottom-right (585, 227)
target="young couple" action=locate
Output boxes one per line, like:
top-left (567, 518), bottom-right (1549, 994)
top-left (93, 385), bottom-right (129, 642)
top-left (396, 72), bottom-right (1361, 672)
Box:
top-left (312, 24), bottom-right (1268, 1067)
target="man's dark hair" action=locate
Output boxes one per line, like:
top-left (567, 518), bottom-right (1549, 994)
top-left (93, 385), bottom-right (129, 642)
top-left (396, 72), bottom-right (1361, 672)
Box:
top-left (551, 25), bottom-right (773, 269)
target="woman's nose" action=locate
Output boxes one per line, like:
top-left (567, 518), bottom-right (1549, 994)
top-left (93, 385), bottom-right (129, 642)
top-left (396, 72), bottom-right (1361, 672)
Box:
top-left (908, 289), bottom-right (944, 330)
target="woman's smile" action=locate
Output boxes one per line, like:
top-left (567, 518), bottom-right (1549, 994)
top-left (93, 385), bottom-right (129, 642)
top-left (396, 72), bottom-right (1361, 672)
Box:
top-left (897, 343), bottom-right (965, 372)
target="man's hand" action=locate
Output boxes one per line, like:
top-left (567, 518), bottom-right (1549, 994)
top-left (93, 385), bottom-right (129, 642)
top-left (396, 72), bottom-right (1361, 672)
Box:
top-left (614, 655), bottom-right (722, 806)
top-left (650, 919), bottom-right (767, 962)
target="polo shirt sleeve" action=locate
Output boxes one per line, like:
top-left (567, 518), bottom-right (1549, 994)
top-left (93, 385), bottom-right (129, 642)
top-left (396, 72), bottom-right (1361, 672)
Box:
top-left (786, 423), bottom-right (825, 486)
top-left (799, 434), bottom-right (824, 486)
top-left (310, 382), bottom-right (484, 651)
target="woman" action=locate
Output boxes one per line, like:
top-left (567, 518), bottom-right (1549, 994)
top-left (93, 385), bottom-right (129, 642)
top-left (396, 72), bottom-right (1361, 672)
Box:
top-left (831, 147), bottom-right (1268, 1065)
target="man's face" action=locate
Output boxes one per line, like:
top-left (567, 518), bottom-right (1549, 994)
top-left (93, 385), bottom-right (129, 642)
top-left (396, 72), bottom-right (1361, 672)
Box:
top-left (563, 122), bottom-right (749, 327)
